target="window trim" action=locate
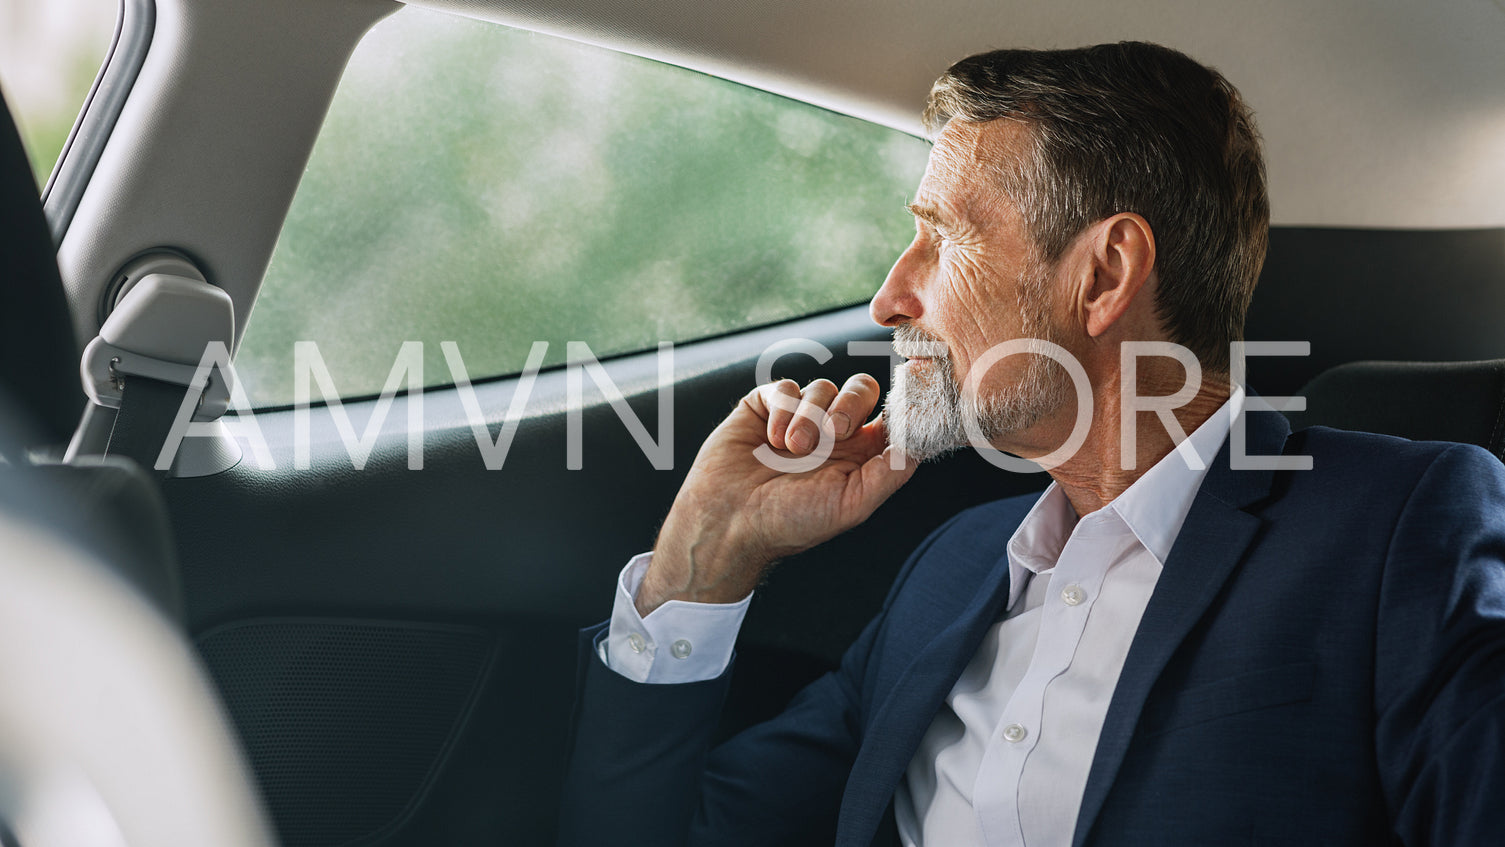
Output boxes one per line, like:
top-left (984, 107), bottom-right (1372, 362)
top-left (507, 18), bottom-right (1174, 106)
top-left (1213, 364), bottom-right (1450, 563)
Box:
top-left (42, 0), bottom-right (156, 244)
top-left (241, 298), bottom-right (881, 414)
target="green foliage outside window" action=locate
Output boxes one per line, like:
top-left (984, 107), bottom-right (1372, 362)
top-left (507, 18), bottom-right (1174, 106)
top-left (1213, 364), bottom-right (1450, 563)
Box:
top-left (236, 7), bottom-right (931, 406)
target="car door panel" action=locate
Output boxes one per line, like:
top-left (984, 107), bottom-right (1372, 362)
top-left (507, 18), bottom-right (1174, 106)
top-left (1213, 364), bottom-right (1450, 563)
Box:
top-left (163, 305), bottom-right (1043, 846)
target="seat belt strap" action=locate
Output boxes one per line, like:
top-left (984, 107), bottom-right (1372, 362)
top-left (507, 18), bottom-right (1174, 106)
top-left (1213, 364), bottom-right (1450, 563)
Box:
top-left (102, 375), bottom-right (192, 477)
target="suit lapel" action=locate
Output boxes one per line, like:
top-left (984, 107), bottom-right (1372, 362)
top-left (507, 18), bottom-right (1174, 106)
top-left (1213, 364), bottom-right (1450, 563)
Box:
top-left (1070, 407), bottom-right (1289, 847)
top-left (836, 545), bottom-right (1016, 847)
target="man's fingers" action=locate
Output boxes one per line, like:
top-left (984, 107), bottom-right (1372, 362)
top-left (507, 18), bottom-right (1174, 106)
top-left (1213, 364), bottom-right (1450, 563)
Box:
top-left (755, 379), bottom-right (804, 451)
top-left (787, 379), bottom-right (840, 455)
top-left (751, 375), bottom-right (881, 454)
top-left (822, 373), bottom-right (881, 442)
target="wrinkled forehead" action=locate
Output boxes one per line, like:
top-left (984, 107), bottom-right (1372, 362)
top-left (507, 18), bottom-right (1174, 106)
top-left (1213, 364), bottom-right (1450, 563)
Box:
top-left (917, 118), bottom-right (1033, 227)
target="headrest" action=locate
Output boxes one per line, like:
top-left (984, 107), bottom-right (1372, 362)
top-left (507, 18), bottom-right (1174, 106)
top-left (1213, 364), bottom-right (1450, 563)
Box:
top-left (0, 455), bottom-right (184, 625)
top-left (0, 86), bottom-right (86, 447)
top-left (1288, 359), bottom-right (1505, 462)
top-left (1246, 227), bottom-right (1505, 397)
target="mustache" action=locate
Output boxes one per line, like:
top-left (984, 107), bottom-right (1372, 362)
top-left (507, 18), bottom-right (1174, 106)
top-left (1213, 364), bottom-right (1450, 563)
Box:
top-left (892, 324), bottom-right (950, 359)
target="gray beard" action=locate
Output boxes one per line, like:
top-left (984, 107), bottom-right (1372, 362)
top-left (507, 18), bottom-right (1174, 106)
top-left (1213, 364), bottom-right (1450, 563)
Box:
top-left (883, 350), bottom-right (966, 462)
top-left (884, 325), bottom-right (1072, 462)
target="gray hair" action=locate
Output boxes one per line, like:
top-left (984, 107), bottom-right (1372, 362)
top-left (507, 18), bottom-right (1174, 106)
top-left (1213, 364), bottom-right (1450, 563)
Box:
top-left (924, 42), bottom-right (1269, 373)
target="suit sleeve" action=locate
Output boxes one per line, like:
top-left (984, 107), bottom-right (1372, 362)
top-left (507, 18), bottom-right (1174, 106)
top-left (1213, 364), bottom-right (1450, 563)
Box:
top-left (557, 512), bottom-right (966, 847)
top-left (1373, 444), bottom-right (1505, 846)
top-left (557, 604), bottom-right (885, 847)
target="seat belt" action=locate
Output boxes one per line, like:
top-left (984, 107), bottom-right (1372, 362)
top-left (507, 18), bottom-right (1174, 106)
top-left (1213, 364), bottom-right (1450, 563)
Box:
top-left (80, 266), bottom-right (236, 479)
top-left (101, 374), bottom-right (195, 477)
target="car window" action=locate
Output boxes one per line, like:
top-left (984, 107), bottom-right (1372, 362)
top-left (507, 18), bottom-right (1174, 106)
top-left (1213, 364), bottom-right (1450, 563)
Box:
top-left (234, 6), bottom-right (931, 407)
top-left (0, 0), bottom-right (119, 184)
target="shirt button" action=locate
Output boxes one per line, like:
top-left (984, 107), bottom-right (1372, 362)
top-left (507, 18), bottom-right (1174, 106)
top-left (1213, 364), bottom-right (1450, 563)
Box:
top-left (1002, 723), bottom-right (1027, 743)
top-left (627, 633), bottom-right (647, 654)
top-left (1061, 584), bottom-right (1085, 606)
top-left (670, 639), bottom-right (693, 659)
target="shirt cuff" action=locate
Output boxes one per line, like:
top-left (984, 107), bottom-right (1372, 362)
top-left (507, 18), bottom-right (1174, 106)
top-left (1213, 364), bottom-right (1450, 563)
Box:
top-left (599, 552), bottom-right (751, 684)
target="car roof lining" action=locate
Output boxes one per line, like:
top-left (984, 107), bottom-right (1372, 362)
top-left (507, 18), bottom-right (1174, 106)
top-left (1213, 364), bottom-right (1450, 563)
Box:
top-left (411, 0), bottom-right (1505, 230)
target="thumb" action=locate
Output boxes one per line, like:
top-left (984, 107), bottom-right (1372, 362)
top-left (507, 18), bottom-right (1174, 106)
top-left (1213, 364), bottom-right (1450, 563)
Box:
top-left (849, 446), bottom-right (918, 520)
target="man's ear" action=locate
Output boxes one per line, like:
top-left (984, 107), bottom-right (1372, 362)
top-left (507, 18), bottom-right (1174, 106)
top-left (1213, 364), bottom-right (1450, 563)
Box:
top-left (1079, 213), bottom-right (1156, 339)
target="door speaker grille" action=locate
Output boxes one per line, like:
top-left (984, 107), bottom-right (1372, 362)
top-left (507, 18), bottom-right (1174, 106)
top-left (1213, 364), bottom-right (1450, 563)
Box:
top-left (197, 619), bottom-right (495, 847)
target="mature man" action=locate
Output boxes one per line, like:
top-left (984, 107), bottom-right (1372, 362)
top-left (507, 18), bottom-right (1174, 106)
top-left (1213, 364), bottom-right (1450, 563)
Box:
top-left (559, 42), bottom-right (1505, 846)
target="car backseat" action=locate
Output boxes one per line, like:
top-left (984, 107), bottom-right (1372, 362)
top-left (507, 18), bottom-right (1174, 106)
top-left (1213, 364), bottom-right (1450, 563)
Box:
top-left (1288, 358), bottom-right (1505, 463)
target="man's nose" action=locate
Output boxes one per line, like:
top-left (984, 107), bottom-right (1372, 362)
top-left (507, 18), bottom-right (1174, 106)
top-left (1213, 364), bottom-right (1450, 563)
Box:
top-left (870, 240), bottom-right (927, 327)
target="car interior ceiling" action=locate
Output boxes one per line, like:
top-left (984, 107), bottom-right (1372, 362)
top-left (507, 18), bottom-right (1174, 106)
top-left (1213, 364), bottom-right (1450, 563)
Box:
top-left (3, 2), bottom-right (1505, 846)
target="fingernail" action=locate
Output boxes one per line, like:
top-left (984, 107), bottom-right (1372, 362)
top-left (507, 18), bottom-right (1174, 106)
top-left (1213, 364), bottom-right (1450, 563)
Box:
top-left (789, 429), bottom-right (812, 452)
top-left (830, 412), bottom-right (851, 437)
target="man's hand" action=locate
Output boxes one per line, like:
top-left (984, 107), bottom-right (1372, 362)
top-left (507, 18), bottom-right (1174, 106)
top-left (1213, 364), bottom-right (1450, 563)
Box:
top-left (637, 374), bottom-right (917, 617)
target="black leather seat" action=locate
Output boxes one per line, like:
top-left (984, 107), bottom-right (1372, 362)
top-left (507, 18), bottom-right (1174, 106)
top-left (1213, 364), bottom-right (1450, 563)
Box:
top-left (1287, 359), bottom-right (1505, 462)
top-left (0, 85), bottom-right (184, 623)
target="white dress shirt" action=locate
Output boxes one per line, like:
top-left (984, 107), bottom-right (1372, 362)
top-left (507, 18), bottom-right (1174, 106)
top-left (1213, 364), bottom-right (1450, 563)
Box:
top-left (603, 390), bottom-right (1243, 846)
top-left (599, 551), bottom-right (750, 684)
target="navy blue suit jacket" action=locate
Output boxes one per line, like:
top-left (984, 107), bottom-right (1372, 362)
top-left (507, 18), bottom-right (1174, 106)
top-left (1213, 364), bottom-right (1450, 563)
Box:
top-left (560, 410), bottom-right (1505, 846)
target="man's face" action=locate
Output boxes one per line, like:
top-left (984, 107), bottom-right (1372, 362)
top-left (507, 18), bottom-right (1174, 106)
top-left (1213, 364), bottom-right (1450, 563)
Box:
top-left (871, 118), bottom-right (1074, 460)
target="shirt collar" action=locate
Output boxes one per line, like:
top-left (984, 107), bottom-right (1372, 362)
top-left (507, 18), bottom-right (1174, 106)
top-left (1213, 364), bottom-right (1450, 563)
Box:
top-left (1003, 387), bottom-right (1245, 611)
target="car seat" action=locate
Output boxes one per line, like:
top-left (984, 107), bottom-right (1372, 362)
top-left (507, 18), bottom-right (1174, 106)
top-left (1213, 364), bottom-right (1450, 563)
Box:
top-left (0, 86), bottom-right (184, 623)
top-left (1287, 359), bottom-right (1505, 462)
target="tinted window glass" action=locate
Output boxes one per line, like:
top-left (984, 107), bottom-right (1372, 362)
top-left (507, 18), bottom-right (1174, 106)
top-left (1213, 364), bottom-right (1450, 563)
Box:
top-left (236, 7), bottom-right (930, 406)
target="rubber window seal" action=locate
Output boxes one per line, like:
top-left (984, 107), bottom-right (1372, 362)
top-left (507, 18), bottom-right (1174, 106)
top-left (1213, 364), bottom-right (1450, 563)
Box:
top-left (42, 0), bottom-right (156, 245)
